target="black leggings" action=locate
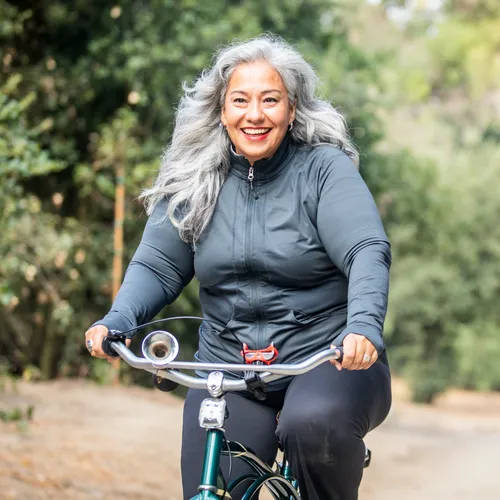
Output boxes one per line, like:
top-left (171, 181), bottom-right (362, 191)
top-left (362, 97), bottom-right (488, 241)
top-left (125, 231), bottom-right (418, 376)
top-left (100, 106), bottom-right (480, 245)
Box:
top-left (181, 359), bottom-right (391, 500)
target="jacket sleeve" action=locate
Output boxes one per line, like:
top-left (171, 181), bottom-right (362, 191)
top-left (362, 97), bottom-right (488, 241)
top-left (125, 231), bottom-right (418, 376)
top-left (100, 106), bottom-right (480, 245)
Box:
top-left (92, 198), bottom-right (195, 333)
top-left (316, 151), bottom-right (391, 354)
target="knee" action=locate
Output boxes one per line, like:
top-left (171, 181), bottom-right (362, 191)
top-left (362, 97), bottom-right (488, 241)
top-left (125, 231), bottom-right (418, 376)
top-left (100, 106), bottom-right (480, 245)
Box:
top-left (276, 402), bottom-right (360, 462)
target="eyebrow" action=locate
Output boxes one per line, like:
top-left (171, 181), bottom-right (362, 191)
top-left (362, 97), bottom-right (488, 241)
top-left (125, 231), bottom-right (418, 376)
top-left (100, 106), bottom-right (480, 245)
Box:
top-left (229, 89), bottom-right (283, 96)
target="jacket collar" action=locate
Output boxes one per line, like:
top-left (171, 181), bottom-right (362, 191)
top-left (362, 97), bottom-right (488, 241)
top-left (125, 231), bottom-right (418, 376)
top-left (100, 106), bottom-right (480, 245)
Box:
top-left (229, 134), bottom-right (294, 182)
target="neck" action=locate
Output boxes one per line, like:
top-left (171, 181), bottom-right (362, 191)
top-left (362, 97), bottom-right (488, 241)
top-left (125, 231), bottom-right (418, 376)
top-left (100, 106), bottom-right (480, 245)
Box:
top-left (229, 134), bottom-right (294, 182)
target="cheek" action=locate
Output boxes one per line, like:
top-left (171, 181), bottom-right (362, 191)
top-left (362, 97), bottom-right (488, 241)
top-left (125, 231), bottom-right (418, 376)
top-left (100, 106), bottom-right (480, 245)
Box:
top-left (226, 111), bottom-right (244, 127)
top-left (222, 103), bottom-right (236, 124)
top-left (272, 114), bottom-right (291, 132)
top-left (272, 108), bottom-right (292, 127)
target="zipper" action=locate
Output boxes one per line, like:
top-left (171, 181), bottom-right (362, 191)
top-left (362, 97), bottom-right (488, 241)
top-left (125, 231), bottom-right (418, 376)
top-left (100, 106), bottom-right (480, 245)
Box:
top-left (244, 170), bottom-right (265, 348)
top-left (248, 166), bottom-right (254, 190)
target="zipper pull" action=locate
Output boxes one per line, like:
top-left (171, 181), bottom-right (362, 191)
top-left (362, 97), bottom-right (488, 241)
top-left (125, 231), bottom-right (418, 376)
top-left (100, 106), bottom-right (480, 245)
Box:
top-left (248, 166), bottom-right (254, 189)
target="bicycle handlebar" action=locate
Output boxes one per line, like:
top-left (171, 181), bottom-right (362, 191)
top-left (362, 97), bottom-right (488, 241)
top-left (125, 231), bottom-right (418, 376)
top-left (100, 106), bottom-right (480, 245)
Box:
top-left (109, 341), bottom-right (343, 393)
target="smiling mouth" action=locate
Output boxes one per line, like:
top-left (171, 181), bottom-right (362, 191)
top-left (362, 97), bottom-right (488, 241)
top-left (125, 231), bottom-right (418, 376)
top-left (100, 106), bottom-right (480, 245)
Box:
top-left (241, 128), bottom-right (272, 136)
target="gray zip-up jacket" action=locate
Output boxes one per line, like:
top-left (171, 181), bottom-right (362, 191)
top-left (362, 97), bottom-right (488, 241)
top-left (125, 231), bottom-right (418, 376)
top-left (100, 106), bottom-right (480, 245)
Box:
top-left (95, 136), bottom-right (391, 367)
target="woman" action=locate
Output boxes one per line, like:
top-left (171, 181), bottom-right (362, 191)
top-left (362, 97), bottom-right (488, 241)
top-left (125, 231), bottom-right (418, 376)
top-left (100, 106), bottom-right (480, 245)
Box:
top-left (85, 35), bottom-right (392, 500)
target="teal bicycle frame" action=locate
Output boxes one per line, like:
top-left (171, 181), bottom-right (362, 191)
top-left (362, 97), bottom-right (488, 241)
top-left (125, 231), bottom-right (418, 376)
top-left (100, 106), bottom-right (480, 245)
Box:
top-left (190, 429), bottom-right (224, 500)
top-left (189, 372), bottom-right (300, 500)
top-left (190, 421), bottom-right (300, 500)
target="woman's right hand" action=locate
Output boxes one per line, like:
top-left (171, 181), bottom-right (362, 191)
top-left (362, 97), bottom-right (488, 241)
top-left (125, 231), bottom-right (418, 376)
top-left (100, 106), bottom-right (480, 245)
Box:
top-left (85, 325), bottom-right (132, 361)
top-left (85, 325), bottom-right (126, 361)
top-left (84, 325), bottom-right (110, 359)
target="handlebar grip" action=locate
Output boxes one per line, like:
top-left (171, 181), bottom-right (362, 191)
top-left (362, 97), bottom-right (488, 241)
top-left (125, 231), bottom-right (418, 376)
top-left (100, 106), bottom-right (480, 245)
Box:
top-left (333, 346), bottom-right (344, 363)
top-left (101, 330), bottom-right (126, 358)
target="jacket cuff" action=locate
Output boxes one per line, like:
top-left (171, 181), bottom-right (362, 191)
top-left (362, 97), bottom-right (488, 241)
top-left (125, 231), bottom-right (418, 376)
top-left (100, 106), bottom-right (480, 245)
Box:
top-left (334, 323), bottom-right (385, 355)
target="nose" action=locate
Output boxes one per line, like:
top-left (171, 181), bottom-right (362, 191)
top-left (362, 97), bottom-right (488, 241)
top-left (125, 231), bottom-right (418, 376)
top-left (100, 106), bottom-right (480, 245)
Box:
top-left (246, 99), bottom-right (264, 123)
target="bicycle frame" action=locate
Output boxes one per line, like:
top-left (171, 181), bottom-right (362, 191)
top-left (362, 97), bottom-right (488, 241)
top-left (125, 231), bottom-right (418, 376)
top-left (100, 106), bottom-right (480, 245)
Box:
top-left (189, 371), bottom-right (300, 500)
top-left (190, 394), bottom-right (300, 500)
top-left (190, 428), bottom-right (224, 499)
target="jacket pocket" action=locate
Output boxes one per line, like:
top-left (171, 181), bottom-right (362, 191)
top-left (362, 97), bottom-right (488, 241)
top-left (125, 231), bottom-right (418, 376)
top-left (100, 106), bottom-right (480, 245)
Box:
top-left (201, 317), bottom-right (237, 338)
top-left (290, 304), bottom-right (347, 326)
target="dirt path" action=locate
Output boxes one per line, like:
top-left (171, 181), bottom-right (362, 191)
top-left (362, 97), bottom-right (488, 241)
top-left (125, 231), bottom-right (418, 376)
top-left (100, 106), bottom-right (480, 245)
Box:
top-left (1, 379), bottom-right (499, 499)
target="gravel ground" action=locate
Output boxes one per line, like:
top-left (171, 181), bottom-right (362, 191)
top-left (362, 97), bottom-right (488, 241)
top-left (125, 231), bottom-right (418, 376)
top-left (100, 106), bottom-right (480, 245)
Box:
top-left (1, 379), bottom-right (499, 499)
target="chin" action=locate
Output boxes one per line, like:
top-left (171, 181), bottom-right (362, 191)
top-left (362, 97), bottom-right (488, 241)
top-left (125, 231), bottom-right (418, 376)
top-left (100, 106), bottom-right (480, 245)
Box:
top-left (247, 145), bottom-right (274, 158)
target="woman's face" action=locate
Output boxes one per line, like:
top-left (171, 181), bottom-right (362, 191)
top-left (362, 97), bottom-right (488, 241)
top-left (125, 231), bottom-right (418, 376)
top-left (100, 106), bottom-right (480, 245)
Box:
top-left (221, 61), bottom-right (296, 166)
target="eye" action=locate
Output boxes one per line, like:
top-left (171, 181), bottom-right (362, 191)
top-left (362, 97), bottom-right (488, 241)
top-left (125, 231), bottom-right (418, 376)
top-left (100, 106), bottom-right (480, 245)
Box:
top-left (233, 97), bottom-right (247, 104)
top-left (264, 97), bottom-right (278, 103)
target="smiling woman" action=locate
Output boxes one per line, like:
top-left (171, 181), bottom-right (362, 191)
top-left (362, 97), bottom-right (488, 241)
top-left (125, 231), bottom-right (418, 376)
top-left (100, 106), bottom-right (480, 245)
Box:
top-left (221, 61), bottom-right (296, 164)
top-left (85, 34), bottom-right (392, 500)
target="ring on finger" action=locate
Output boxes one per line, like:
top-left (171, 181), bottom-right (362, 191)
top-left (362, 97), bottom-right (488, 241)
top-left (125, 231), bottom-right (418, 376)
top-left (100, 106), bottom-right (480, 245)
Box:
top-left (363, 353), bottom-right (372, 363)
top-left (86, 339), bottom-right (93, 353)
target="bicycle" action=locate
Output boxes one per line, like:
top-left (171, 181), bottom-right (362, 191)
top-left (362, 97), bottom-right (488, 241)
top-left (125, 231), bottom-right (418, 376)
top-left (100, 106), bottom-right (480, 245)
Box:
top-left (101, 319), bottom-right (372, 499)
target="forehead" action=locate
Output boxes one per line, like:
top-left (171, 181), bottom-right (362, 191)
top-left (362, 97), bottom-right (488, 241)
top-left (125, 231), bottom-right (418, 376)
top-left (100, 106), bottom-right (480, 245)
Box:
top-left (227, 61), bottom-right (287, 94)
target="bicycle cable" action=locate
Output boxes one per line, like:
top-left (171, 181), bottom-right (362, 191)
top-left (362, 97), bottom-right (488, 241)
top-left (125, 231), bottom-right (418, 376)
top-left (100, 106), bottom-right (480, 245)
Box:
top-left (222, 435), bottom-right (232, 499)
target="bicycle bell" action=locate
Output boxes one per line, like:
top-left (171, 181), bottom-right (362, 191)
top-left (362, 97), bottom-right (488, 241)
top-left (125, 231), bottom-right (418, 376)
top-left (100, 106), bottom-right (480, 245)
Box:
top-left (142, 330), bottom-right (179, 367)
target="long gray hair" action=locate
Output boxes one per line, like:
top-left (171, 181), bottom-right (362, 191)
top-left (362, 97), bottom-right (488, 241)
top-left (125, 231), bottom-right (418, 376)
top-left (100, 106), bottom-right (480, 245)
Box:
top-left (140, 34), bottom-right (358, 243)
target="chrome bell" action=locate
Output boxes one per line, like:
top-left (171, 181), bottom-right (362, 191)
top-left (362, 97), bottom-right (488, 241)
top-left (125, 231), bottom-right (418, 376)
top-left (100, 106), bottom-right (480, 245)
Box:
top-left (141, 330), bottom-right (179, 366)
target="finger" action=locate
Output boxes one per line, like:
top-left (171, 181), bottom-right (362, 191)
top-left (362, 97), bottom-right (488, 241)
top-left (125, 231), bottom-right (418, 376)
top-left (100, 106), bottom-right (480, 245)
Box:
top-left (361, 348), bottom-right (378, 370)
top-left (351, 340), bottom-right (368, 370)
top-left (329, 345), bottom-right (343, 371)
top-left (84, 330), bottom-right (96, 356)
top-left (90, 344), bottom-right (108, 359)
top-left (85, 328), bottom-right (109, 359)
top-left (357, 337), bottom-right (378, 369)
top-left (342, 337), bottom-right (358, 370)
top-left (93, 337), bottom-right (114, 359)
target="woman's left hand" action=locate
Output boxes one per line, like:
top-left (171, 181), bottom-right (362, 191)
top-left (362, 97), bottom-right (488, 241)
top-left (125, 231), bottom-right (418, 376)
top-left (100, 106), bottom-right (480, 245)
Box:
top-left (330, 333), bottom-right (378, 371)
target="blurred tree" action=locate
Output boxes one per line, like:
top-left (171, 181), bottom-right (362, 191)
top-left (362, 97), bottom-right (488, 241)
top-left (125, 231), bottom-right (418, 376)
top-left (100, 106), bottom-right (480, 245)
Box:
top-left (366, 0), bottom-right (500, 400)
top-left (384, 142), bottom-right (500, 401)
top-left (0, 74), bottom-right (72, 377)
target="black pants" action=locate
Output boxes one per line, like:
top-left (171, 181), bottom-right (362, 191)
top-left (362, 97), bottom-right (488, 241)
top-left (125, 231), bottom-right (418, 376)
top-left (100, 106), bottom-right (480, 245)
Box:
top-left (181, 359), bottom-right (391, 500)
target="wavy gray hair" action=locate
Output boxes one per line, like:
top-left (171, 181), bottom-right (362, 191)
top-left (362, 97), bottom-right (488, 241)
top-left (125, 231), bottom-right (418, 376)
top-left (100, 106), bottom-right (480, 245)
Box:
top-left (140, 34), bottom-right (358, 243)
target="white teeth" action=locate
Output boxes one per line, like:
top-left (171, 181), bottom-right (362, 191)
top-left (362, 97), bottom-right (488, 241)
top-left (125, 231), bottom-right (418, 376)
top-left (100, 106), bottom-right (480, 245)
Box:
top-left (242, 128), bottom-right (270, 135)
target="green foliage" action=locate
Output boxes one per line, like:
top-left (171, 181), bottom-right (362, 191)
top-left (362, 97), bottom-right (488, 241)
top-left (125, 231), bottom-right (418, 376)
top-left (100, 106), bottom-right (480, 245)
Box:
top-left (0, 75), bottom-right (65, 212)
top-left (0, 404), bottom-right (34, 423)
top-left (384, 141), bottom-right (500, 400)
top-left (366, 1), bottom-right (500, 400)
top-left (0, 367), bottom-right (34, 431)
top-left (0, 73), bottom-right (82, 378)
top-left (427, 17), bottom-right (500, 98)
